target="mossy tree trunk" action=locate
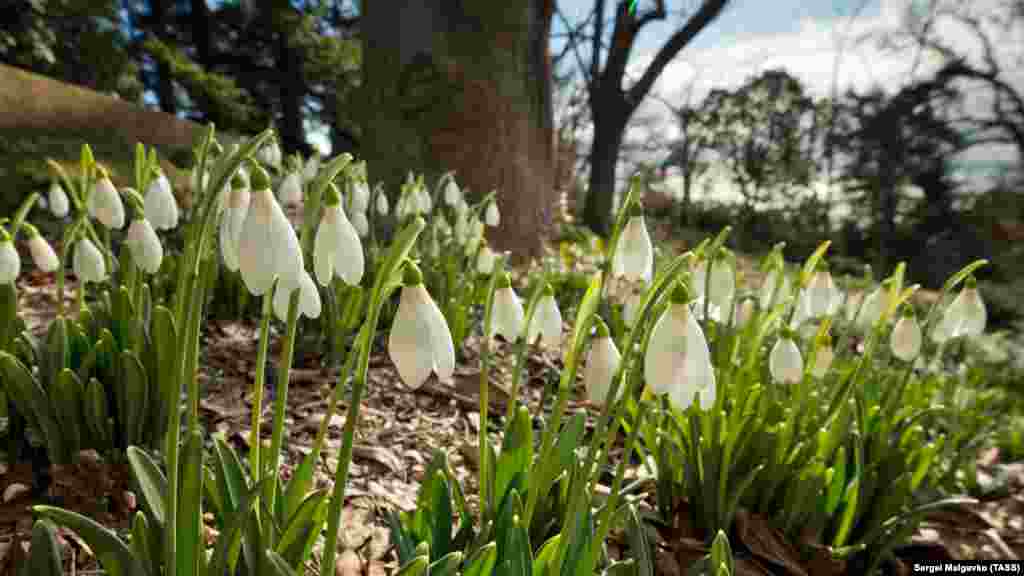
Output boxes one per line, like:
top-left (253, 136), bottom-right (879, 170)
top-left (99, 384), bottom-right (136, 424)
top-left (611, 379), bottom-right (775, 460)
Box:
top-left (360, 0), bottom-right (556, 259)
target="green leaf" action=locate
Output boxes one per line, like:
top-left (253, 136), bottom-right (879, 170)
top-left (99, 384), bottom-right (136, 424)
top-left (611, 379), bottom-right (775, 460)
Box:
top-left (211, 434), bottom-right (247, 514)
top-left (428, 551), bottom-right (464, 576)
top-left (265, 550), bottom-right (299, 576)
top-left (275, 490), bottom-right (329, 567)
top-left (120, 351), bottom-right (150, 449)
top-left (178, 430), bottom-right (205, 576)
top-left (495, 406), bottom-right (534, 512)
top-left (28, 520), bottom-right (64, 576)
top-left (626, 504), bottom-right (654, 576)
top-left (85, 377), bottom-right (111, 450)
top-left (34, 505), bottom-right (146, 576)
top-left (149, 306), bottom-right (177, 447)
top-left (208, 478), bottom-right (274, 576)
top-left (395, 555), bottom-right (429, 576)
top-left (126, 447), bottom-right (168, 527)
top-left (464, 542), bottom-right (498, 576)
top-left (429, 470), bottom-right (453, 560)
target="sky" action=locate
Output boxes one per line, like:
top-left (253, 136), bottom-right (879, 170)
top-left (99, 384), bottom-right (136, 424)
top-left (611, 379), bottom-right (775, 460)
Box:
top-left (549, 0), bottom-right (1023, 213)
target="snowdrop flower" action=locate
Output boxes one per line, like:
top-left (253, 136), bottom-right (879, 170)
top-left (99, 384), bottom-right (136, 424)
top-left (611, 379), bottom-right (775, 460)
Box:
top-left (143, 173), bottom-right (179, 231)
top-left (417, 187), bottom-right (432, 215)
top-left (376, 191), bottom-right (389, 215)
top-left (489, 273), bottom-right (525, 341)
top-left (273, 270), bottom-right (322, 322)
top-left (48, 181), bottom-right (69, 218)
top-left (585, 320), bottom-right (622, 406)
top-left (73, 237), bottom-right (106, 283)
top-left (351, 181), bottom-right (370, 214)
top-left (258, 141), bottom-right (282, 168)
top-left (807, 269), bottom-right (840, 317)
top-left (219, 184), bottom-right (251, 272)
top-left (811, 341), bottom-right (834, 378)
top-left (760, 268), bottom-right (791, 310)
top-left (855, 286), bottom-right (886, 330)
top-left (930, 280), bottom-right (986, 343)
top-left (485, 200), bottom-right (500, 227)
top-left (644, 282), bottom-right (716, 411)
top-left (125, 218), bottom-right (163, 274)
top-left (22, 226), bottom-right (58, 273)
top-left (612, 211), bottom-right (653, 284)
top-left (278, 172), bottom-right (303, 206)
top-left (0, 231), bottom-right (19, 284)
top-left (238, 167), bottom-right (304, 296)
top-left (691, 296), bottom-right (723, 323)
top-left (435, 213), bottom-right (451, 237)
top-left (351, 211), bottom-right (369, 238)
top-left (527, 285), bottom-right (562, 348)
top-left (302, 154), bottom-right (320, 183)
top-left (891, 310), bottom-right (923, 361)
top-left (733, 299), bottom-right (755, 328)
top-left (444, 179), bottom-right (462, 206)
top-left (769, 332), bottom-right (804, 385)
top-left (388, 264), bottom-right (455, 389)
top-left (844, 290), bottom-right (864, 322)
top-left (314, 188), bottom-right (364, 287)
top-left (88, 175), bottom-right (125, 229)
top-left (691, 255), bottom-right (735, 310)
top-left (476, 245), bottom-right (496, 275)
top-left (623, 284), bottom-right (645, 325)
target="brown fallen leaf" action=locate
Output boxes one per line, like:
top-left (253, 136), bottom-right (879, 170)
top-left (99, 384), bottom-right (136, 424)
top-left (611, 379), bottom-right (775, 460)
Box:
top-left (352, 444), bottom-right (404, 475)
top-left (336, 549), bottom-right (363, 576)
top-left (734, 509), bottom-right (807, 576)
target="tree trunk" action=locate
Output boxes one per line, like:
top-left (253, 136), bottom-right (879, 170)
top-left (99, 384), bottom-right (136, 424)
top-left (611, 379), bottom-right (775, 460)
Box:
top-left (277, 16), bottom-right (307, 155)
top-left (151, 0), bottom-right (177, 114)
top-left (583, 115), bottom-right (626, 235)
top-left (360, 0), bottom-right (555, 259)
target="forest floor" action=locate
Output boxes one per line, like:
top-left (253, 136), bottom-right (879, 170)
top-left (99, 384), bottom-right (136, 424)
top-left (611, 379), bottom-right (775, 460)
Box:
top-left (1, 220), bottom-right (1024, 575)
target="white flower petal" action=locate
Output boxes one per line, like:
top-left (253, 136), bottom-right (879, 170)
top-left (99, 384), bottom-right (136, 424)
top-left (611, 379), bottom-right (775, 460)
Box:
top-left (891, 316), bottom-right (922, 361)
top-left (585, 336), bottom-right (621, 405)
top-left (145, 174), bottom-right (179, 230)
top-left (770, 338), bottom-right (803, 384)
top-left (485, 202), bottom-right (500, 227)
top-left (0, 241), bottom-right (20, 284)
top-left (28, 235), bottom-right (59, 273)
top-left (49, 182), bottom-right (69, 218)
top-left (279, 172), bottom-right (303, 206)
top-left (238, 189), bottom-right (278, 295)
top-left (73, 238), bottom-right (106, 283)
top-left (90, 178), bottom-right (125, 229)
top-left (490, 286), bottom-right (525, 341)
top-left (528, 294), bottom-right (562, 348)
top-left (330, 206), bottom-right (364, 285)
top-left (613, 216), bottom-right (653, 283)
top-left (126, 219), bottom-right (163, 274)
top-left (388, 285), bottom-right (441, 389)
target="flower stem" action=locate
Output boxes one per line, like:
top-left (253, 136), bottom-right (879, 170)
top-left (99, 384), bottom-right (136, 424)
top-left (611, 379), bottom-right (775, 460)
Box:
top-left (250, 287), bottom-right (275, 485)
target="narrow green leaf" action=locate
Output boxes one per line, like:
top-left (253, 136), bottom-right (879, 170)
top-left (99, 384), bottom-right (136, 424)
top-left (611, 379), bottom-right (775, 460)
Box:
top-left (34, 505), bottom-right (146, 576)
top-left (177, 430), bottom-right (204, 576)
top-left (28, 520), bottom-right (64, 576)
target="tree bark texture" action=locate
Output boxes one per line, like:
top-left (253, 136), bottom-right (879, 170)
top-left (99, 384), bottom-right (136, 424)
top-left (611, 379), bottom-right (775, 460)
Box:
top-left (360, 0), bottom-right (556, 259)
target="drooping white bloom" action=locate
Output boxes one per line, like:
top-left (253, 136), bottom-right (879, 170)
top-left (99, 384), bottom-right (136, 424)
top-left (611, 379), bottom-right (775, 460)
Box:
top-left (489, 283), bottom-right (525, 341)
top-left (585, 330), bottom-right (622, 405)
top-left (351, 211), bottom-right (369, 238)
top-left (258, 141), bottom-right (282, 168)
top-left (48, 181), bottom-right (69, 218)
top-left (476, 245), bottom-right (495, 275)
top-left (733, 299), bottom-right (755, 328)
top-left (644, 299), bottom-right (716, 411)
top-left (125, 219), bottom-right (163, 274)
top-left (760, 269), bottom-right (791, 310)
top-left (527, 292), bottom-right (562, 349)
top-left (623, 285), bottom-right (645, 325)
top-left (73, 237), bottom-right (106, 283)
top-left (891, 314), bottom-right (922, 361)
top-left (612, 215), bottom-right (653, 284)
top-left (435, 213), bottom-right (451, 237)
top-left (691, 296), bottom-right (723, 323)
top-left (444, 180), bottom-right (461, 206)
top-left (273, 270), bottom-right (322, 322)
top-left (769, 336), bottom-right (804, 384)
top-left (238, 188), bottom-right (304, 296)
top-left (811, 345), bottom-right (834, 378)
top-left (855, 287), bottom-right (886, 330)
top-left (28, 234), bottom-right (58, 273)
top-left (314, 203), bottom-right (364, 287)
top-left (691, 258), bottom-right (735, 310)
top-left (930, 286), bottom-right (987, 343)
top-left (844, 290), bottom-right (864, 322)
top-left (388, 282), bottom-right (456, 389)
top-left (0, 238), bottom-right (19, 284)
top-left (88, 177), bottom-right (125, 229)
top-left (376, 192), bottom-right (389, 216)
top-left (351, 181), bottom-right (370, 214)
top-left (219, 187), bottom-right (251, 272)
top-left (278, 172), bottom-right (303, 206)
top-left (485, 201), bottom-right (500, 227)
top-left (144, 173), bottom-right (179, 231)
top-left (807, 270), bottom-right (839, 317)
top-left (303, 154), bottom-right (320, 183)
